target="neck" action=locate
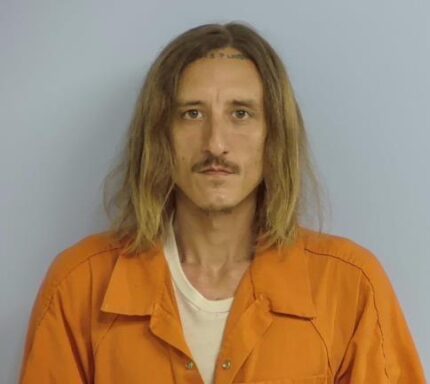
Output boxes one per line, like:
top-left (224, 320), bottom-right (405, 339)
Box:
top-left (172, 192), bottom-right (257, 273)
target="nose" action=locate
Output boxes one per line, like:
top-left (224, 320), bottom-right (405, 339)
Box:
top-left (202, 111), bottom-right (229, 157)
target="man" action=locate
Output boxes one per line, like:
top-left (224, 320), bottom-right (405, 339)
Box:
top-left (19, 22), bottom-right (426, 383)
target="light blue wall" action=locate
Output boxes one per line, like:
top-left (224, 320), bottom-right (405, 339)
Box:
top-left (1, 0), bottom-right (428, 381)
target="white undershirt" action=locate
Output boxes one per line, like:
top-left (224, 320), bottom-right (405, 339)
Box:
top-left (163, 214), bottom-right (234, 384)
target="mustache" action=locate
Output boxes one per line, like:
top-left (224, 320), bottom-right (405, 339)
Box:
top-left (191, 154), bottom-right (240, 174)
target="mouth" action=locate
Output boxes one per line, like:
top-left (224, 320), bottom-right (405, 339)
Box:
top-left (200, 168), bottom-right (232, 176)
top-left (201, 171), bottom-right (231, 176)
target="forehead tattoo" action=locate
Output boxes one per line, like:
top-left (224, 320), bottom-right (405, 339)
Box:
top-left (202, 51), bottom-right (249, 60)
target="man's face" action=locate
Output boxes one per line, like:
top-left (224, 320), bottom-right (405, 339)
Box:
top-left (170, 47), bottom-right (266, 212)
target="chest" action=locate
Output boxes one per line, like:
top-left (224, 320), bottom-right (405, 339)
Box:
top-left (94, 303), bottom-right (329, 383)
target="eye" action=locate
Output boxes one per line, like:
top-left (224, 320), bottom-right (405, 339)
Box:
top-left (181, 109), bottom-right (202, 120)
top-left (233, 110), bottom-right (251, 119)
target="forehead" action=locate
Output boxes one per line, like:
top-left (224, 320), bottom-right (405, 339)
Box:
top-left (176, 48), bottom-right (264, 103)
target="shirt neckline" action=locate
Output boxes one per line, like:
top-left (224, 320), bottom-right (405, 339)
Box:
top-left (163, 212), bottom-right (234, 313)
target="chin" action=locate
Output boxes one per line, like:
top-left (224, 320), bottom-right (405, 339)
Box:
top-left (202, 205), bottom-right (235, 214)
top-left (196, 198), bottom-right (237, 214)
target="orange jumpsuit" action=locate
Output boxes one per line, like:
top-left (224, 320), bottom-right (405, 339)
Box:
top-left (19, 228), bottom-right (426, 383)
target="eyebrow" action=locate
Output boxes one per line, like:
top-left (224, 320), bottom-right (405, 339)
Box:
top-left (174, 98), bottom-right (262, 110)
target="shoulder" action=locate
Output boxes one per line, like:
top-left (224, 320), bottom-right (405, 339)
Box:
top-left (298, 226), bottom-right (388, 284)
top-left (297, 228), bottom-right (400, 360)
top-left (30, 231), bottom-right (123, 326)
top-left (297, 226), bottom-right (396, 321)
top-left (41, 231), bottom-right (122, 291)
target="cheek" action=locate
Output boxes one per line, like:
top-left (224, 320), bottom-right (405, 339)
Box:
top-left (175, 155), bottom-right (190, 176)
top-left (173, 131), bottom-right (201, 161)
top-left (244, 135), bottom-right (265, 163)
top-left (172, 136), bottom-right (191, 169)
top-left (173, 151), bottom-right (198, 183)
top-left (240, 147), bottom-right (265, 183)
top-left (254, 136), bottom-right (266, 168)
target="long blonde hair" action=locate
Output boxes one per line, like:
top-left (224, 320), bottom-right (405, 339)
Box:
top-left (103, 21), bottom-right (326, 256)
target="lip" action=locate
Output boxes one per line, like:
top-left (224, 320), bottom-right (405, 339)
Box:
top-left (200, 170), bottom-right (232, 176)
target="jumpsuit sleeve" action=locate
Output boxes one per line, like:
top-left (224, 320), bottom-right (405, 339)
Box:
top-left (334, 253), bottom-right (426, 383)
top-left (18, 256), bottom-right (93, 383)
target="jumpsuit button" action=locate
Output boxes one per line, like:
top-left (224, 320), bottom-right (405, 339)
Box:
top-left (185, 360), bottom-right (195, 370)
top-left (221, 360), bottom-right (232, 369)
